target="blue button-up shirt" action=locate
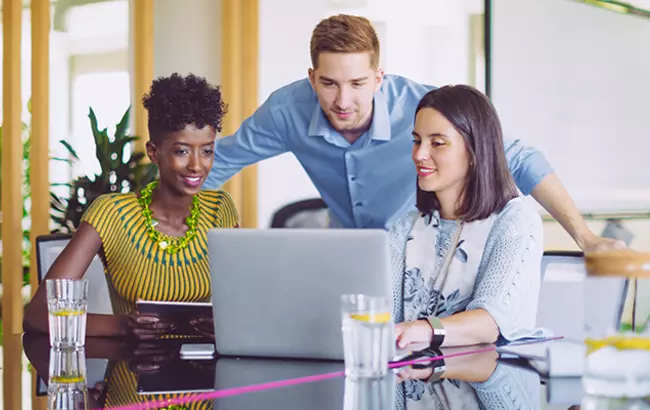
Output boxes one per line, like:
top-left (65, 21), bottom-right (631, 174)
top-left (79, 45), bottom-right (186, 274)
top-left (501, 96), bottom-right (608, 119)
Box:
top-left (205, 75), bottom-right (553, 229)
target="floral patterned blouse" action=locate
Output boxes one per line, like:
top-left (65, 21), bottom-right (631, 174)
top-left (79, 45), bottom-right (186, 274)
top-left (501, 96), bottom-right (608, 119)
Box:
top-left (389, 198), bottom-right (548, 342)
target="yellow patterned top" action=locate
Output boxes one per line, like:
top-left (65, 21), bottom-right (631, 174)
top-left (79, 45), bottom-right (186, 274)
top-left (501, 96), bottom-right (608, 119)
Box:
top-left (81, 189), bottom-right (238, 316)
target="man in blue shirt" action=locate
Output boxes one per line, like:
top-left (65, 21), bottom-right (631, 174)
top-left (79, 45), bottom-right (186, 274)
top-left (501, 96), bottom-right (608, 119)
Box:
top-left (205, 14), bottom-right (622, 252)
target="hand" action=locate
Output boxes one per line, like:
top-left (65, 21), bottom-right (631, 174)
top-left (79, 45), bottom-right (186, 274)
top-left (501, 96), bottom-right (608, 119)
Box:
top-left (581, 235), bottom-right (626, 253)
top-left (88, 381), bottom-right (106, 408)
top-left (127, 343), bottom-right (176, 374)
top-left (125, 309), bottom-right (176, 341)
top-left (189, 316), bottom-right (215, 340)
top-left (395, 320), bottom-right (432, 349)
top-left (396, 366), bottom-right (434, 384)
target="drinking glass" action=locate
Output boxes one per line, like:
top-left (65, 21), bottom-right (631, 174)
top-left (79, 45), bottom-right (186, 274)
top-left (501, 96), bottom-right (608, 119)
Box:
top-left (46, 279), bottom-right (88, 348)
top-left (47, 347), bottom-right (88, 410)
top-left (583, 251), bottom-right (650, 398)
top-left (341, 294), bottom-right (393, 379)
top-left (343, 373), bottom-right (395, 410)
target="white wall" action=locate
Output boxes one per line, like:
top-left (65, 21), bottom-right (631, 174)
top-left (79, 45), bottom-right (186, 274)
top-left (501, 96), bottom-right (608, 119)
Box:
top-left (151, 0), bottom-right (221, 83)
top-left (256, 0), bottom-right (482, 227)
top-left (491, 0), bottom-right (650, 214)
top-left (256, 0), bottom-right (328, 228)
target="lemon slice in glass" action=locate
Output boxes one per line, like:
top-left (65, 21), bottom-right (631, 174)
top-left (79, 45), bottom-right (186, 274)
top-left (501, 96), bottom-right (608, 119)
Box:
top-left (52, 309), bottom-right (84, 317)
top-left (349, 312), bottom-right (391, 324)
top-left (50, 375), bottom-right (85, 383)
top-left (585, 335), bottom-right (650, 354)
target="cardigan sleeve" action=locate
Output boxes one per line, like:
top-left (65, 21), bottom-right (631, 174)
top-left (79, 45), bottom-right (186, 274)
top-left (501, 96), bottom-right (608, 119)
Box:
top-left (465, 199), bottom-right (545, 341)
top-left (388, 211), bottom-right (418, 324)
top-left (471, 363), bottom-right (542, 409)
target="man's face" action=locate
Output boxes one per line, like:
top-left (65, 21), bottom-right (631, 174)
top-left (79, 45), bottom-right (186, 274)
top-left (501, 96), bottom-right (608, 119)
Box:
top-left (308, 52), bottom-right (383, 140)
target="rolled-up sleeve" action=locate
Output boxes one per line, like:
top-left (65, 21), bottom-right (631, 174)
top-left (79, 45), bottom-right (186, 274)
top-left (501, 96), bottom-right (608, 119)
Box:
top-left (503, 138), bottom-right (553, 195)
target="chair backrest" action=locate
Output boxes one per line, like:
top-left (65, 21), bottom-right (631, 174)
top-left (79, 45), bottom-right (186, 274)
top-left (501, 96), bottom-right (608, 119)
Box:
top-left (35, 234), bottom-right (112, 315)
top-left (270, 198), bottom-right (329, 228)
top-left (536, 251), bottom-right (627, 342)
top-left (536, 251), bottom-right (586, 341)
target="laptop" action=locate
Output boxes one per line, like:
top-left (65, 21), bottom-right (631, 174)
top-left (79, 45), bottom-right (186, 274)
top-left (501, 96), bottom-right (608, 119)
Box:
top-left (137, 356), bottom-right (217, 395)
top-left (208, 228), bottom-right (393, 360)
top-left (212, 358), bottom-right (346, 410)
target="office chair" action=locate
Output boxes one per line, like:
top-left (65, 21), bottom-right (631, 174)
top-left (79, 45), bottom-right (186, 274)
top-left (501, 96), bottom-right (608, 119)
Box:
top-left (270, 198), bottom-right (329, 228)
top-left (536, 251), bottom-right (627, 342)
top-left (35, 233), bottom-right (112, 315)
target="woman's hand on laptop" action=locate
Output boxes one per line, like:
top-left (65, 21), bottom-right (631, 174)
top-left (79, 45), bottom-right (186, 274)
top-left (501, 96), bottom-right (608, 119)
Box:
top-left (125, 309), bottom-right (176, 341)
top-left (395, 320), bottom-right (433, 349)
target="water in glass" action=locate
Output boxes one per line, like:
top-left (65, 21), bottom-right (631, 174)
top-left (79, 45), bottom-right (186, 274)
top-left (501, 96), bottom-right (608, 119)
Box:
top-left (47, 279), bottom-right (88, 348)
top-left (341, 294), bottom-right (393, 379)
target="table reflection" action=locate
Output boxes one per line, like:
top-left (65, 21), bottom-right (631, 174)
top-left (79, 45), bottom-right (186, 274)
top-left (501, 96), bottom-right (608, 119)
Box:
top-left (21, 333), bottom-right (578, 410)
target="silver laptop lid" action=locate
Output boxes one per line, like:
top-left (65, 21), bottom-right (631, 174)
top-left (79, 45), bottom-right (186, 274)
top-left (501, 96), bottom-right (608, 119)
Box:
top-left (208, 229), bottom-right (393, 360)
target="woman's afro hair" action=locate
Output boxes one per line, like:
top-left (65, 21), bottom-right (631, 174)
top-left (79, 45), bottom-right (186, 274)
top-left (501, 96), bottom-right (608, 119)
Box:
top-left (142, 73), bottom-right (228, 143)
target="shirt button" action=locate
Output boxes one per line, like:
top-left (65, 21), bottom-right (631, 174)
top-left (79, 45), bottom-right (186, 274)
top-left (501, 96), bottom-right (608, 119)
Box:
top-left (350, 176), bottom-right (357, 181)
top-left (355, 202), bottom-right (363, 207)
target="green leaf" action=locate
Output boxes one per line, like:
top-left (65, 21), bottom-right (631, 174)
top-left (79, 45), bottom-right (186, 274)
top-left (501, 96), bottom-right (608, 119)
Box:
top-left (50, 157), bottom-right (74, 164)
top-left (88, 107), bottom-right (111, 175)
top-left (58, 140), bottom-right (80, 160)
top-left (50, 105), bottom-right (156, 233)
top-left (114, 106), bottom-right (131, 141)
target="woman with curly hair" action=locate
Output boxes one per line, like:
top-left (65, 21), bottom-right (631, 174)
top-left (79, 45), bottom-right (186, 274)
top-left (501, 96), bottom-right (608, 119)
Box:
top-left (24, 73), bottom-right (238, 340)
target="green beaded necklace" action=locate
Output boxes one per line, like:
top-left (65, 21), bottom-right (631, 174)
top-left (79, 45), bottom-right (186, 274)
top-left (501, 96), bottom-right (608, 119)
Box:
top-left (137, 181), bottom-right (200, 255)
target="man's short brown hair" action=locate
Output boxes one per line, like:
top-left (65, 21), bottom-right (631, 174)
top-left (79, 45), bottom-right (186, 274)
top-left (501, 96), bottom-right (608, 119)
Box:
top-left (310, 14), bottom-right (380, 68)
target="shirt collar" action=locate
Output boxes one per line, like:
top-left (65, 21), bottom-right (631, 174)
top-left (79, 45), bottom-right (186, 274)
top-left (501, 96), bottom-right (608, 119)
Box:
top-left (307, 89), bottom-right (392, 141)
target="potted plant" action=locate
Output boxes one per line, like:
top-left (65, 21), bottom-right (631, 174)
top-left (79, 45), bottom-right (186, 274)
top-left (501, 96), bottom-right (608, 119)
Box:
top-left (51, 106), bottom-right (157, 232)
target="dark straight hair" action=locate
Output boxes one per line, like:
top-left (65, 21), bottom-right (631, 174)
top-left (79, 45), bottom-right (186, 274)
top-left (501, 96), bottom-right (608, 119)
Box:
top-left (415, 85), bottom-right (517, 222)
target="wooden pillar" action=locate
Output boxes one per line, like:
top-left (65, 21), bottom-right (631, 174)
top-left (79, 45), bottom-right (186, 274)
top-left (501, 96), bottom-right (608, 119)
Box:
top-left (30, 1), bottom-right (51, 408)
top-left (133, 0), bottom-right (154, 153)
top-left (222, 0), bottom-right (259, 227)
top-left (30, 0), bottom-right (50, 300)
top-left (2, 0), bottom-right (24, 408)
top-left (241, 0), bottom-right (259, 228)
top-left (221, 0), bottom-right (244, 214)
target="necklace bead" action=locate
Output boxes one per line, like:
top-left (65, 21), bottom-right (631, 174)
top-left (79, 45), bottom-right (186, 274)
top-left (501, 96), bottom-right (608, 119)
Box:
top-left (137, 181), bottom-right (200, 254)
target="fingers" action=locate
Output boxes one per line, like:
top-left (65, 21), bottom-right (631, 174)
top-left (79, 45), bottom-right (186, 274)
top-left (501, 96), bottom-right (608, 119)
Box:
top-left (394, 323), bottom-right (405, 341)
top-left (132, 345), bottom-right (167, 356)
top-left (395, 324), bottom-right (413, 349)
top-left (126, 321), bottom-right (173, 341)
top-left (190, 317), bottom-right (213, 326)
top-left (585, 237), bottom-right (627, 252)
top-left (128, 315), bottom-right (176, 336)
top-left (396, 367), bottom-right (433, 383)
top-left (395, 323), bottom-right (420, 349)
top-left (397, 333), bottom-right (413, 349)
top-left (131, 355), bottom-right (170, 372)
top-left (132, 315), bottom-right (171, 327)
top-left (130, 327), bottom-right (169, 341)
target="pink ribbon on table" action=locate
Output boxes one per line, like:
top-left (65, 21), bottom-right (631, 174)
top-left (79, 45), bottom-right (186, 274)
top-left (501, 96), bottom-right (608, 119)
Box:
top-left (106, 337), bottom-right (563, 410)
